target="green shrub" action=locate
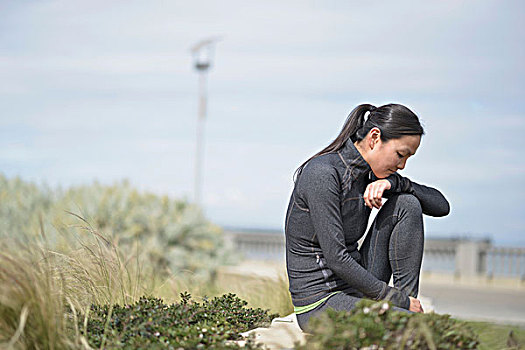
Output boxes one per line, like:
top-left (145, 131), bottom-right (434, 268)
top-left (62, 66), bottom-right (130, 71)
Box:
top-left (0, 174), bottom-right (239, 280)
top-left (297, 299), bottom-right (479, 350)
top-left (80, 293), bottom-right (279, 349)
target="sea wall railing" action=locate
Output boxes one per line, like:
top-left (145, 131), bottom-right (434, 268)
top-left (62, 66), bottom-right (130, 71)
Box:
top-left (223, 229), bottom-right (525, 279)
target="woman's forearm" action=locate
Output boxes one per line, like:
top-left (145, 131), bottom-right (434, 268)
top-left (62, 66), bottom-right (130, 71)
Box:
top-left (384, 173), bottom-right (450, 217)
top-left (410, 181), bottom-right (450, 217)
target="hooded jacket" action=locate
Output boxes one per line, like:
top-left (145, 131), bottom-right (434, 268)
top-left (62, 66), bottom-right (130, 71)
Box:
top-left (284, 140), bottom-right (450, 309)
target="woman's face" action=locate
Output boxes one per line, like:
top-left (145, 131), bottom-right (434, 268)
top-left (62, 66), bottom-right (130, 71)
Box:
top-left (368, 133), bottom-right (421, 179)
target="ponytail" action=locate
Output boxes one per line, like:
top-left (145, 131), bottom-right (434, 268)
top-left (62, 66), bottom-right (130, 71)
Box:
top-left (293, 103), bottom-right (424, 182)
top-left (294, 104), bottom-right (376, 180)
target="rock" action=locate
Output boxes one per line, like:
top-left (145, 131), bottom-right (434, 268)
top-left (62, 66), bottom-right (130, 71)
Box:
top-left (229, 313), bottom-right (307, 349)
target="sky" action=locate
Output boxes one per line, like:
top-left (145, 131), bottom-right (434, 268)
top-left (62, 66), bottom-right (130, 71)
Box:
top-left (1, 0), bottom-right (524, 245)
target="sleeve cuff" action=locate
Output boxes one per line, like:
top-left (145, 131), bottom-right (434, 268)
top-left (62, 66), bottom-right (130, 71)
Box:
top-left (386, 176), bottom-right (397, 191)
top-left (385, 173), bottom-right (413, 194)
top-left (379, 285), bottom-right (410, 310)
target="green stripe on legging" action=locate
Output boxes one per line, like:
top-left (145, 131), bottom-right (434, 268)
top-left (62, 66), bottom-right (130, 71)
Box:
top-left (293, 291), bottom-right (342, 314)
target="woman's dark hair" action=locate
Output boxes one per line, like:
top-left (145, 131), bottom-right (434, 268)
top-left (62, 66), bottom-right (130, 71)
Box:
top-left (294, 103), bottom-right (425, 180)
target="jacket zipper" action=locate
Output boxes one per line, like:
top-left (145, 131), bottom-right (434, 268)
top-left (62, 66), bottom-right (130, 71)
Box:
top-left (316, 253), bottom-right (330, 283)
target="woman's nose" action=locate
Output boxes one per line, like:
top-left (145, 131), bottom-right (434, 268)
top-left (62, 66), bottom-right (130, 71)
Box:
top-left (397, 159), bottom-right (407, 170)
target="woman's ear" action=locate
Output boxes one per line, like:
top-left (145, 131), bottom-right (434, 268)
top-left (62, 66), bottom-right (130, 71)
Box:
top-left (369, 127), bottom-right (381, 150)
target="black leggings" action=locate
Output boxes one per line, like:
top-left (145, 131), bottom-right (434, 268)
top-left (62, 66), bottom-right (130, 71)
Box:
top-left (296, 194), bottom-right (423, 332)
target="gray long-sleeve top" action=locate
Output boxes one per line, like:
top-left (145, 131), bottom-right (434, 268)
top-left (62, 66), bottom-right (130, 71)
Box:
top-left (284, 140), bottom-right (450, 309)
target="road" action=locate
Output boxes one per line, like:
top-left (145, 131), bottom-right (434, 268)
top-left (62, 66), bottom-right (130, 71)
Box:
top-left (420, 281), bottom-right (525, 326)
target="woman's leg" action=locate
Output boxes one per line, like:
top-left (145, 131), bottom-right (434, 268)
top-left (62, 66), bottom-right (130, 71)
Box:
top-left (359, 193), bottom-right (424, 298)
top-left (296, 292), bottom-right (361, 331)
top-left (296, 292), bottom-right (411, 332)
top-left (296, 194), bottom-right (423, 332)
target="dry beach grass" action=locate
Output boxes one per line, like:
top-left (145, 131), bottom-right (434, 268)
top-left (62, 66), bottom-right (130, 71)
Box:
top-left (0, 226), bottom-right (293, 349)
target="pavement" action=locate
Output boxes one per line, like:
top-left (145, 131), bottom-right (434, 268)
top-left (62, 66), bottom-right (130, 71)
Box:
top-left (420, 279), bottom-right (525, 326)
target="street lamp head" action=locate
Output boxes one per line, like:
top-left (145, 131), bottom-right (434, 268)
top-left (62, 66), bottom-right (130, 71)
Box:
top-left (191, 37), bottom-right (221, 72)
top-left (195, 61), bottom-right (210, 71)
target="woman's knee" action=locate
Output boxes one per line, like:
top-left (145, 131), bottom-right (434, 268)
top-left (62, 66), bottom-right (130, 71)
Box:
top-left (391, 193), bottom-right (422, 216)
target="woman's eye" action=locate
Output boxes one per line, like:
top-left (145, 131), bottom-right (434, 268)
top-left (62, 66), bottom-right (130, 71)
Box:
top-left (397, 152), bottom-right (404, 158)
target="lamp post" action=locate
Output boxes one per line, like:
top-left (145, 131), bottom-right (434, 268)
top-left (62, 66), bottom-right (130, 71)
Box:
top-left (191, 38), bottom-right (219, 207)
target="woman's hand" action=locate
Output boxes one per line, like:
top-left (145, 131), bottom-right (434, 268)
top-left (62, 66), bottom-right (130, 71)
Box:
top-left (409, 296), bottom-right (424, 313)
top-left (363, 179), bottom-right (391, 209)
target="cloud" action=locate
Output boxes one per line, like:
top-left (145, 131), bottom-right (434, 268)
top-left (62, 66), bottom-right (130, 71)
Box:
top-left (1, 0), bottom-right (524, 242)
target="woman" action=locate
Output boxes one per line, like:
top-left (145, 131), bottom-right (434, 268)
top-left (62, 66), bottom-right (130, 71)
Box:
top-left (284, 103), bottom-right (450, 332)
